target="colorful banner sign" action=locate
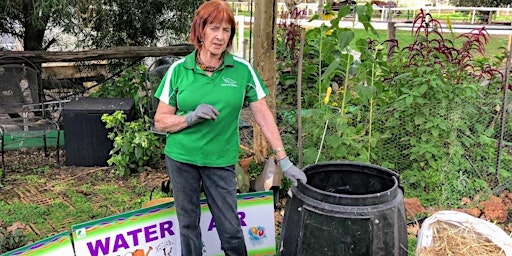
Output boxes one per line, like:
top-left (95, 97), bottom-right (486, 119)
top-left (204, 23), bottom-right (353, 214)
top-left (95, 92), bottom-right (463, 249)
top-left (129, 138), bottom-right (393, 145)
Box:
top-left (1, 231), bottom-right (74, 256)
top-left (201, 192), bottom-right (276, 256)
top-left (71, 191), bottom-right (276, 256)
top-left (72, 202), bottom-right (178, 256)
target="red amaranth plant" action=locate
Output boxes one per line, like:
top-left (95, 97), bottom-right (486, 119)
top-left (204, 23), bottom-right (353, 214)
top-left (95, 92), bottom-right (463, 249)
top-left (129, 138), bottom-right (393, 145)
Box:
top-left (398, 9), bottom-right (504, 86)
top-left (277, 6), bottom-right (306, 68)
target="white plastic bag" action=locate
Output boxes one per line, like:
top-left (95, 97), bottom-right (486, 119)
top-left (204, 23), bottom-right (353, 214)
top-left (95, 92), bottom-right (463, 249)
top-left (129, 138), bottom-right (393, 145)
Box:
top-left (416, 210), bottom-right (512, 255)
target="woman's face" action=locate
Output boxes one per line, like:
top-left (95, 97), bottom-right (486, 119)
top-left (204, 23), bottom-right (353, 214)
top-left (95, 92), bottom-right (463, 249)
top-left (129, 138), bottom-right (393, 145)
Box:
top-left (201, 21), bottom-right (231, 57)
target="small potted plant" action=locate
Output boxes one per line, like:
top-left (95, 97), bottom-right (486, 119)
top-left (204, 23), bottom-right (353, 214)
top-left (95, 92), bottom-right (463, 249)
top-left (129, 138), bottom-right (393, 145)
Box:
top-left (238, 145), bottom-right (254, 173)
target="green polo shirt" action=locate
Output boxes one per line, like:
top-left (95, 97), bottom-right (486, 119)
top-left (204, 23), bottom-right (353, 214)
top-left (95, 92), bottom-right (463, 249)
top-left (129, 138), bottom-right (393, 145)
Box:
top-left (154, 50), bottom-right (268, 167)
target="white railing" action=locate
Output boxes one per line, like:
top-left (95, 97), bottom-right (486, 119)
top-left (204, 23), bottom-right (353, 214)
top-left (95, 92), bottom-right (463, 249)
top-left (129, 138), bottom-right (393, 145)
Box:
top-left (230, 2), bottom-right (319, 16)
top-left (375, 6), bottom-right (512, 24)
top-left (232, 12), bottom-right (512, 58)
top-left (230, 3), bottom-right (512, 58)
top-left (229, 1), bottom-right (512, 23)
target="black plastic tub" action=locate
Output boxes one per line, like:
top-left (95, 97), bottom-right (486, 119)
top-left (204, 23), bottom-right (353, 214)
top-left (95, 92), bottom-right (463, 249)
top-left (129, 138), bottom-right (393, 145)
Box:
top-left (63, 97), bottom-right (135, 167)
top-left (278, 161), bottom-right (407, 256)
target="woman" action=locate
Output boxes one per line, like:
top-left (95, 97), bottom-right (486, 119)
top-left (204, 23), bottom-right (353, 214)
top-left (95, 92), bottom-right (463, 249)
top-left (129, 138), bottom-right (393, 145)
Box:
top-left (153, 1), bottom-right (307, 255)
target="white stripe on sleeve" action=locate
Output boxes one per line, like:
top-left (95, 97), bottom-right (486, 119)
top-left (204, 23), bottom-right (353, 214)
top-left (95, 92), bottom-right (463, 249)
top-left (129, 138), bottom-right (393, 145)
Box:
top-left (233, 56), bottom-right (267, 99)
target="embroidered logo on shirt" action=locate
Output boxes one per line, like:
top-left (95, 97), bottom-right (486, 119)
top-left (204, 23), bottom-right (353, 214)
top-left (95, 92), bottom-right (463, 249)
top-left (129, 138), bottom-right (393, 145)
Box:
top-left (221, 77), bottom-right (238, 87)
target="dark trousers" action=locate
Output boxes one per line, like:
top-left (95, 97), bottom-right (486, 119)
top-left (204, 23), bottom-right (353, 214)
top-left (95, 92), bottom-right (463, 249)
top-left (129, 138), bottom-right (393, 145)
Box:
top-left (165, 156), bottom-right (247, 256)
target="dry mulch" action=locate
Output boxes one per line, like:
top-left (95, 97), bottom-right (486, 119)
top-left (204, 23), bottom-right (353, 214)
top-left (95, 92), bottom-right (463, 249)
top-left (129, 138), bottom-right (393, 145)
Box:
top-left (417, 222), bottom-right (506, 256)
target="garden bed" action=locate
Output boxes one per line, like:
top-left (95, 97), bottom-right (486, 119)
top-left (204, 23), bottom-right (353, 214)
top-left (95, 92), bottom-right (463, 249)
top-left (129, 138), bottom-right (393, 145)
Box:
top-left (0, 148), bottom-right (168, 242)
top-left (3, 147), bottom-right (512, 255)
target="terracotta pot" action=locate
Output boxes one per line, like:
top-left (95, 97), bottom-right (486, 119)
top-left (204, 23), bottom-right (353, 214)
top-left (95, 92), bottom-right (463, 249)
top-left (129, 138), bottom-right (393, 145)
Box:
top-left (238, 156), bottom-right (254, 173)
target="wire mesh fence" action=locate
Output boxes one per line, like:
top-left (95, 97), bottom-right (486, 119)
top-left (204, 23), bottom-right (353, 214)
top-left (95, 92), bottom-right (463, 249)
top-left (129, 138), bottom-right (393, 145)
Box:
top-left (294, 94), bottom-right (512, 206)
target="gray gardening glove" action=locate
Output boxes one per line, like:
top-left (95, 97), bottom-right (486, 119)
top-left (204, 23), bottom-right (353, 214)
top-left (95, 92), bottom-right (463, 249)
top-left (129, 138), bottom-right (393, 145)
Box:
top-left (185, 104), bottom-right (219, 126)
top-left (278, 156), bottom-right (307, 186)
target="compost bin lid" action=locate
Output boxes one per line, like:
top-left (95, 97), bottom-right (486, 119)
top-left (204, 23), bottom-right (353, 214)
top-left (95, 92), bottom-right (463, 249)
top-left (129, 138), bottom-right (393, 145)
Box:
top-left (63, 97), bottom-right (135, 112)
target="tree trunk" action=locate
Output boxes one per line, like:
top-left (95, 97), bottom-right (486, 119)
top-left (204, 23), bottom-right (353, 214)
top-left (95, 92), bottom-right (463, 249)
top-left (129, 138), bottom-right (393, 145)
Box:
top-left (22, 0), bottom-right (47, 51)
top-left (253, 0), bottom-right (277, 163)
top-left (23, 24), bottom-right (46, 51)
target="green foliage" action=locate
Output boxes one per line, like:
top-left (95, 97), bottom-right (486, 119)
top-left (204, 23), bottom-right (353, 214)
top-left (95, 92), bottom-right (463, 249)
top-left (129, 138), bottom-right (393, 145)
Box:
top-left (275, 2), bottom-right (380, 193)
top-left (0, 169), bottom-right (158, 250)
top-left (373, 11), bottom-right (507, 205)
top-left (91, 64), bottom-right (148, 117)
top-left (247, 160), bottom-right (262, 179)
top-left (408, 237), bottom-right (417, 256)
top-left (0, 0), bottom-right (201, 51)
top-left (0, 201), bottom-right (49, 244)
top-left (0, 0), bottom-right (78, 50)
top-left (74, 0), bottom-right (202, 49)
top-left (238, 146), bottom-right (253, 159)
top-left (101, 111), bottom-right (162, 176)
top-left (278, 5), bottom-right (512, 207)
top-left (91, 64), bottom-right (146, 98)
top-left (450, 0), bottom-right (511, 7)
top-left (276, 6), bottom-right (307, 107)
top-left (299, 3), bottom-right (384, 164)
top-left (0, 221), bottom-right (28, 253)
top-left (94, 62), bottom-right (164, 177)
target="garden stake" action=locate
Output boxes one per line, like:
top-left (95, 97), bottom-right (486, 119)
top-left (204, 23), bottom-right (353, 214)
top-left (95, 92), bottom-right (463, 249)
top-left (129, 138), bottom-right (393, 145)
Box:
top-left (297, 28), bottom-right (305, 168)
top-left (315, 105), bottom-right (341, 164)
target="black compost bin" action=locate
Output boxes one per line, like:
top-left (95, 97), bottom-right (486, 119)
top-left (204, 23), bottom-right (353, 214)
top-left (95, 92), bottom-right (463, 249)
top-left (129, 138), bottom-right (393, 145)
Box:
top-left (279, 161), bottom-right (407, 256)
top-left (63, 97), bottom-right (135, 167)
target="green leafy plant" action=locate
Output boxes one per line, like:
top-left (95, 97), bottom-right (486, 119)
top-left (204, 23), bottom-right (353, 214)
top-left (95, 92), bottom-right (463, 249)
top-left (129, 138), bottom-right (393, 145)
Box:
top-left (91, 64), bottom-right (148, 117)
top-left (238, 145), bottom-right (254, 159)
top-left (0, 200), bottom-right (49, 245)
top-left (101, 110), bottom-right (162, 176)
top-left (276, 5), bottom-right (307, 107)
top-left (298, 3), bottom-right (383, 164)
top-left (374, 9), bottom-right (509, 205)
top-left (287, 6), bottom-right (511, 207)
top-left (247, 159), bottom-right (262, 179)
top-left (0, 222), bottom-right (28, 253)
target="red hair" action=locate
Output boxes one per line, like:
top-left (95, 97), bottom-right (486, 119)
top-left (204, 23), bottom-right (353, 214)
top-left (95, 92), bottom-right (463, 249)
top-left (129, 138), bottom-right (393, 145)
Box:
top-left (189, 0), bottom-right (236, 50)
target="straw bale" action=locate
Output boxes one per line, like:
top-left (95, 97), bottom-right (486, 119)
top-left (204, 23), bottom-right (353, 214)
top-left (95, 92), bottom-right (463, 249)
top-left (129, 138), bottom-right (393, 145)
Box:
top-left (418, 221), bottom-right (505, 256)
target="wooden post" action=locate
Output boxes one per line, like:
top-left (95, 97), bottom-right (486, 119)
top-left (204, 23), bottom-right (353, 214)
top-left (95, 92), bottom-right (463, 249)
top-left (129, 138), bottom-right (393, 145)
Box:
top-left (237, 16), bottom-right (245, 57)
top-left (253, 0), bottom-right (277, 163)
top-left (387, 22), bottom-right (396, 62)
top-left (318, 0), bottom-right (324, 18)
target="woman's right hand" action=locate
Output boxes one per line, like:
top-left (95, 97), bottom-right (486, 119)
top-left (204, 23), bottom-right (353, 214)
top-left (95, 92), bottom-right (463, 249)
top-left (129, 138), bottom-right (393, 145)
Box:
top-left (278, 156), bottom-right (307, 186)
top-left (185, 104), bottom-right (219, 126)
